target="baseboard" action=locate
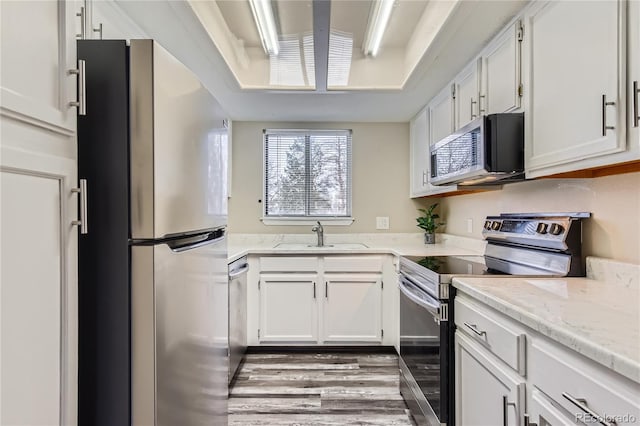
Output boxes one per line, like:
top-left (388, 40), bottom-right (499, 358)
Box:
top-left (246, 345), bottom-right (398, 354)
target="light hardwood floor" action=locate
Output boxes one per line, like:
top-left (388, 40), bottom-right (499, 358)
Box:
top-left (228, 351), bottom-right (416, 425)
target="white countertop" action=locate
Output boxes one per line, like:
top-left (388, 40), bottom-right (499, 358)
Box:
top-left (453, 268), bottom-right (640, 383)
top-left (227, 233), bottom-right (486, 263)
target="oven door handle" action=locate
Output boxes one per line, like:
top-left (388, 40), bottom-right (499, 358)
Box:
top-left (399, 276), bottom-right (440, 316)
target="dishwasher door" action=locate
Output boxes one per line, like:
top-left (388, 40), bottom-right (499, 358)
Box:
top-left (228, 256), bottom-right (248, 383)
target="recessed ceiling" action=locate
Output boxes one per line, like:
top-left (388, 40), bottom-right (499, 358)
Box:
top-left (191, 0), bottom-right (454, 91)
top-left (115, 0), bottom-right (529, 122)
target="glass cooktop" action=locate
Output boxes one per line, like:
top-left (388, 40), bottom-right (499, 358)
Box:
top-left (404, 255), bottom-right (489, 275)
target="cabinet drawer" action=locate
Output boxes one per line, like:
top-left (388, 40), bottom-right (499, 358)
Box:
top-left (323, 256), bottom-right (383, 272)
top-left (530, 340), bottom-right (640, 424)
top-left (259, 256), bottom-right (318, 272)
top-left (455, 296), bottom-right (526, 375)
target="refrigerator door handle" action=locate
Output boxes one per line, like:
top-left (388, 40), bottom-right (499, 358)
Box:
top-left (165, 229), bottom-right (226, 252)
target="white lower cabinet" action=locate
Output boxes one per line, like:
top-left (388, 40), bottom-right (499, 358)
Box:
top-left (252, 255), bottom-right (392, 345)
top-left (322, 274), bottom-right (382, 342)
top-left (455, 292), bottom-right (640, 426)
top-left (455, 331), bottom-right (525, 426)
top-left (258, 274), bottom-right (319, 342)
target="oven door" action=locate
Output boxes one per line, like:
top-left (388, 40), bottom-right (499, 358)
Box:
top-left (399, 273), bottom-right (451, 426)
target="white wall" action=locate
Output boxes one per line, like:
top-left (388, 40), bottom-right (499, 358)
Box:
top-left (228, 121), bottom-right (433, 234)
top-left (440, 172), bottom-right (640, 264)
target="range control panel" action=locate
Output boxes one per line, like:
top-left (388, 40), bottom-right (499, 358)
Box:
top-left (483, 219), bottom-right (566, 237)
top-left (481, 213), bottom-right (590, 252)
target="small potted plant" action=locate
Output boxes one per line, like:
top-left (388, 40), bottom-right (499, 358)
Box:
top-left (416, 203), bottom-right (445, 244)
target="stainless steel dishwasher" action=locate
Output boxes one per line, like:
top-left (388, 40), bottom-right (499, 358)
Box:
top-left (228, 256), bottom-right (248, 383)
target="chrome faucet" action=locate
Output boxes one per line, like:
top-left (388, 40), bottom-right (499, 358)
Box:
top-left (311, 221), bottom-right (324, 247)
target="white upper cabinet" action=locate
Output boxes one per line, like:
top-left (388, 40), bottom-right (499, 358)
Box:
top-left (454, 59), bottom-right (481, 129)
top-left (409, 108), bottom-right (457, 198)
top-left (524, 0), bottom-right (627, 176)
top-left (410, 108), bottom-right (430, 197)
top-left (1, 0), bottom-right (78, 133)
top-left (481, 21), bottom-right (523, 115)
top-left (429, 84), bottom-right (455, 146)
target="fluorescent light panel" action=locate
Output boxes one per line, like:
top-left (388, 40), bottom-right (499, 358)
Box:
top-left (363, 0), bottom-right (395, 57)
top-left (249, 0), bottom-right (280, 56)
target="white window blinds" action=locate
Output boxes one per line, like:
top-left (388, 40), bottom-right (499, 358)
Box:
top-left (264, 129), bottom-right (352, 218)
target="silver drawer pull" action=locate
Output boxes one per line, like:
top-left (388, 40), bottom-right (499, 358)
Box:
top-left (562, 392), bottom-right (615, 426)
top-left (76, 6), bottom-right (86, 39)
top-left (464, 322), bottom-right (486, 337)
top-left (93, 23), bottom-right (103, 40)
top-left (471, 98), bottom-right (477, 119)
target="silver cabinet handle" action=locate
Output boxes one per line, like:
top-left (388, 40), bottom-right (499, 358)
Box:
top-left (93, 23), bottom-right (103, 40)
top-left (633, 81), bottom-right (639, 128)
top-left (601, 94), bottom-right (615, 136)
top-left (471, 99), bottom-right (477, 119)
top-left (562, 392), bottom-right (615, 426)
top-left (68, 60), bottom-right (86, 116)
top-left (71, 179), bottom-right (88, 234)
top-left (76, 6), bottom-right (86, 39)
top-left (422, 171), bottom-right (427, 186)
top-left (325, 281), bottom-right (328, 299)
top-left (463, 322), bottom-right (487, 337)
top-left (479, 94), bottom-right (486, 114)
top-left (313, 282), bottom-right (316, 299)
top-left (502, 395), bottom-right (516, 426)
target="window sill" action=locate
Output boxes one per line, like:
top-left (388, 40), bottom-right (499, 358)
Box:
top-left (261, 217), bottom-right (355, 226)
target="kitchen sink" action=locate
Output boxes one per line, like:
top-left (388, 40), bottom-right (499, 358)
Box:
top-left (273, 243), bottom-right (369, 249)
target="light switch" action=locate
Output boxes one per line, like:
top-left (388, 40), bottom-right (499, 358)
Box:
top-left (376, 217), bottom-right (390, 230)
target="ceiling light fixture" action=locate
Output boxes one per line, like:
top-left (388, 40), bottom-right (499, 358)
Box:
top-left (248, 0), bottom-right (280, 56)
top-left (362, 0), bottom-right (395, 57)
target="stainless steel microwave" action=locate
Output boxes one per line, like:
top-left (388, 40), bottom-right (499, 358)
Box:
top-left (430, 113), bottom-right (524, 186)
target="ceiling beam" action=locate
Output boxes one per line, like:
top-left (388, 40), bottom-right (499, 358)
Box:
top-left (312, 0), bottom-right (331, 92)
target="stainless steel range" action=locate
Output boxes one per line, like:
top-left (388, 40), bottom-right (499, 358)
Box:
top-left (398, 212), bottom-right (590, 426)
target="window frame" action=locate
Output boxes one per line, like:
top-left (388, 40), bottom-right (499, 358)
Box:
top-left (261, 128), bottom-right (354, 225)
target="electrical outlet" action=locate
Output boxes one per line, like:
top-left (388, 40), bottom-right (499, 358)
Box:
top-left (467, 218), bottom-right (473, 233)
top-left (376, 216), bottom-right (390, 230)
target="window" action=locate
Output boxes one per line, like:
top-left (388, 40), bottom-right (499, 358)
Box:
top-left (264, 129), bottom-right (352, 222)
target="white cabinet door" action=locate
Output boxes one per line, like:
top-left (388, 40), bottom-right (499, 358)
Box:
top-left (1, 147), bottom-right (78, 426)
top-left (410, 108), bottom-right (457, 198)
top-left (455, 59), bottom-right (481, 129)
top-left (259, 274), bottom-right (318, 342)
top-left (524, 0), bottom-right (626, 175)
top-left (455, 332), bottom-right (525, 426)
top-left (322, 274), bottom-right (382, 343)
top-left (410, 108), bottom-right (430, 197)
top-left (0, 0), bottom-right (78, 133)
top-left (629, 0), bottom-right (640, 150)
top-left (482, 21), bottom-right (522, 115)
top-left (429, 84), bottom-right (455, 146)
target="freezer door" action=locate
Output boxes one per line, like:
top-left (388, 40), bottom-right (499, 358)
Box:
top-left (131, 231), bottom-right (228, 426)
top-left (130, 40), bottom-right (228, 239)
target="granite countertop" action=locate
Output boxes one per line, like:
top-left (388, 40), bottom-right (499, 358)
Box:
top-left (452, 260), bottom-right (640, 383)
top-left (227, 233), bottom-right (486, 263)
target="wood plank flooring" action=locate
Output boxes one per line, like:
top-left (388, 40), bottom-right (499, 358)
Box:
top-left (228, 352), bottom-right (416, 425)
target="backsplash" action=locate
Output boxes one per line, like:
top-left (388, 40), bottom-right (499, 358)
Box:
top-left (440, 172), bottom-right (640, 264)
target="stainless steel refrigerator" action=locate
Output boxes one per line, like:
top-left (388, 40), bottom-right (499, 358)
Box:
top-left (77, 39), bottom-right (229, 426)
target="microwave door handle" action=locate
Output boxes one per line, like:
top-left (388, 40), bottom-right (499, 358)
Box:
top-left (399, 277), bottom-right (439, 316)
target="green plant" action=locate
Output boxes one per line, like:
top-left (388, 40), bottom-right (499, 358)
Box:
top-left (416, 203), bottom-right (445, 234)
